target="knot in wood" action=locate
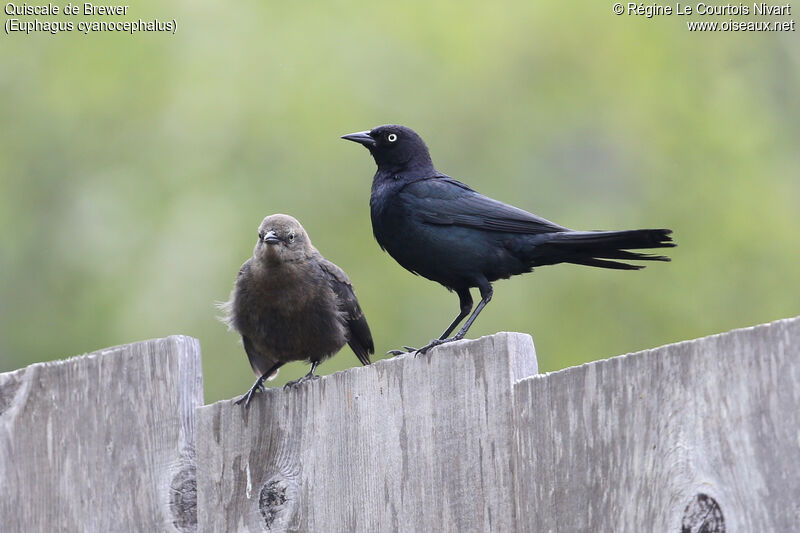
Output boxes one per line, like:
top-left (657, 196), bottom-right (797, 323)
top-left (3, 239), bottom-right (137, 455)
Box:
top-left (169, 452), bottom-right (197, 533)
top-left (681, 493), bottom-right (725, 533)
top-left (260, 477), bottom-right (293, 530)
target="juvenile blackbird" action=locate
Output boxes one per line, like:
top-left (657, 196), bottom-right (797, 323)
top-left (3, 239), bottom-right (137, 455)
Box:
top-left (221, 214), bottom-right (373, 408)
top-left (342, 124), bottom-right (674, 355)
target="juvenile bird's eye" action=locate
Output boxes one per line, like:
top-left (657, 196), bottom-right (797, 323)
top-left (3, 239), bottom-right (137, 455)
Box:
top-left (289, 233), bottom-right (295, 242)
top-left (258, 231), bottom-right (265, 240)
top-left (387, 133), bottom-right (398, 142)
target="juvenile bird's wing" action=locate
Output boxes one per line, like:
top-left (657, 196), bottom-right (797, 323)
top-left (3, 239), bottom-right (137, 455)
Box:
top-left (242, 335), bottom-right (282, 379)
top-left (217, 259), bottom-right (253, 331)
top-left (402, 175), bottom-right (568, 235)
top-left (318, 257), bottom-right (374, 366)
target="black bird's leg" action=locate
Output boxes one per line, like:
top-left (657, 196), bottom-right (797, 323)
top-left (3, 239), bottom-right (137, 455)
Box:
top-left (387, 288), bottom-right (474, 356)
top-left (416, 281), bottom-right (493, 355)
top-left (284, 360), bottom-right (321, 388)
top-left (235, 362), bottom-right (283, 409)
top-left (451, 282), bottom-right (493, 341)
top-left (439, 288), bottom-right (474, 340)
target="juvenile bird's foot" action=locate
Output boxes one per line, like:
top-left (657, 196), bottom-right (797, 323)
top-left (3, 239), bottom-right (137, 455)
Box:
top-left (284, 361), bottom-right (321, 388)
top-left (235, 365), bottom-right (283, 409)
top-left (234, 380), bottom-right (265, 409)
top-left (386, 346), bottom-right (417, 357)
top-left (283, 374), bottom-right (321, 388)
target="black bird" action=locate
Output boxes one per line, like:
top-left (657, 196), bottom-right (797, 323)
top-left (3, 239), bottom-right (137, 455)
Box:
top-left (342, 125), bottom-right (674, 354)
top-left (220, 214), bottom-right (374, 408)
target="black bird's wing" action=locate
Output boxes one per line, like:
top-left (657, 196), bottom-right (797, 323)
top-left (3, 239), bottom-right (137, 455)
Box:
top-left (403, 175), bottom-right (569, 235)
top-left (318, 257), bottom-right (374, 366)
top-left (399, 175), bottom-right (673, 270)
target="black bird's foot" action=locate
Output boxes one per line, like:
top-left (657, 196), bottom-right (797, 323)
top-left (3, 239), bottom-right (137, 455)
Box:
top-left (414, 339), bottom-right (443, 356)
top-left (386, 346), bottom-right (417, 357)
top-left (414, 337), bottom-right (461, 356)
top-left (234, 380), bottom-right (264, 409)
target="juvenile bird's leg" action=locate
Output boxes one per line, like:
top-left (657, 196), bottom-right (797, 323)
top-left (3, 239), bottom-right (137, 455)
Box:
top-left (284, 360), bottom-right (321, 388)
top-left (416, 282), bottom-right (493, 355)
top-left (235, 362), bottom-right (283, 409)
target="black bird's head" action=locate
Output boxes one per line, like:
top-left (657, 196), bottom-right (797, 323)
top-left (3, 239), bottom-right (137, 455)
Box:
top-left (342, 125), bottom-right (434, 176)
top-left (254, 214), bottom-right (313, 265)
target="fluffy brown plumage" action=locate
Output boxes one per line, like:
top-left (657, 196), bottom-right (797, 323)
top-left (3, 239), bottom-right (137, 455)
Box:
top-left (220, 214), bottom-right (373, 408)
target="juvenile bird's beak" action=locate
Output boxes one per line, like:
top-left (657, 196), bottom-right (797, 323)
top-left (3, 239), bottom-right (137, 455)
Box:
top-left (341, 131), bottom-right (376, 147)
top-left (262, 231), bottom-right (281, 245)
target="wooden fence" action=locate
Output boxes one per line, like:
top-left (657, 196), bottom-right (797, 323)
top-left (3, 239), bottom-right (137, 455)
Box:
top-left (1, 316), bottom-right (798, 532)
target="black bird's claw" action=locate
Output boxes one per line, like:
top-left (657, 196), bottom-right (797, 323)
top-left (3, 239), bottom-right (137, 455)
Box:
top-left (388, 340), bottom-right (451, 357)
top-left (414, 338), bottom-right (452, 356)
top-left (386, 346), bottom-right (418, 357)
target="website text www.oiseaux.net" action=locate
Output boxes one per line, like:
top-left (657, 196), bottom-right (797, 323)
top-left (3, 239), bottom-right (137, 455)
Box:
top-left (615, 3), bottom-right (795, 31)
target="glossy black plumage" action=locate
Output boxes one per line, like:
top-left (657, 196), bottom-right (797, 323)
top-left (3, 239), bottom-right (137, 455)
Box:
top-left (342, 125), bottom-right (674, 354)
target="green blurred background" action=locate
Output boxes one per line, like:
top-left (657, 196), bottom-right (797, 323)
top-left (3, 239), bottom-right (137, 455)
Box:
top-left (2, 1), bottom-right (798, 403)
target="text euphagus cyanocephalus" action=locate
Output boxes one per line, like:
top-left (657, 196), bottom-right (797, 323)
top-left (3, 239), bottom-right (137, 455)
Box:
top-left (342, 125), bottom-right (674, 354)
top-left (220, 214), bottom-right (374, 408)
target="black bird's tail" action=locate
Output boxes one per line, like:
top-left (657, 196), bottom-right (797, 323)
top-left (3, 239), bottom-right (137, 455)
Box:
top-left (538, 228), bottom-right (674, 270)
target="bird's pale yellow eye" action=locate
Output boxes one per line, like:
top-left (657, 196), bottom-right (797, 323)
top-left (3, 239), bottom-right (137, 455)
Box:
top-left (387, 133), bottom-right (397, 142)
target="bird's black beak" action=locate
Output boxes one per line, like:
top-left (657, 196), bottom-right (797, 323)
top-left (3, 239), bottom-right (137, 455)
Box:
top-left (341, 131), bottom-right (376, 147)
top-left (262, 231), bottom-right (281, 245)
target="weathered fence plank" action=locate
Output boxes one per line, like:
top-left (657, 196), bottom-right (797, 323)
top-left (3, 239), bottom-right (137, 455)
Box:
top-left (513, 316), bottom-right (800, 532)
top-left (0, 336), bottom-right (203, 532)
top-left (196, 333), bottom-right (538, 532)
top-left (4, 317), bottom-right (798, 532)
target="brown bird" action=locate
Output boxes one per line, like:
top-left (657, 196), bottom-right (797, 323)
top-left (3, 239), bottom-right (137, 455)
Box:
top-left (220, 214), bottom-right (374, 408)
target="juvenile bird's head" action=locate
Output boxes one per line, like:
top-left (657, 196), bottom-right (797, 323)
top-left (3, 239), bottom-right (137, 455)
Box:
top-left (342, 125), bottom-right (435, 176)
top-left (254, 214), bottom-right (313, 265)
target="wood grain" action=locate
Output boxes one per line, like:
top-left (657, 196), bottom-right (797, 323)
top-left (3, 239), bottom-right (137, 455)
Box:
top-left (513, 316), bottom-right (800, 532)
top-left (0, 336), bottom-right (203, 532)
top-left (196, 332), bottom-right (538, 532)
top-left (4, 317), bottom-right (798, 532)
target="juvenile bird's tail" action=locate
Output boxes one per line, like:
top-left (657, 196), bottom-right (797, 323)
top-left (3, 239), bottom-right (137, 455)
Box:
top-left (536, 228), bottom-right (674, 270)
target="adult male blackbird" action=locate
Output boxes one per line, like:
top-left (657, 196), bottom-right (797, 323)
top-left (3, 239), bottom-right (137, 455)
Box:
top-left (342, 125), bottom-right (674, 354)
top-left (220, 214), bottom-right (373, 408)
